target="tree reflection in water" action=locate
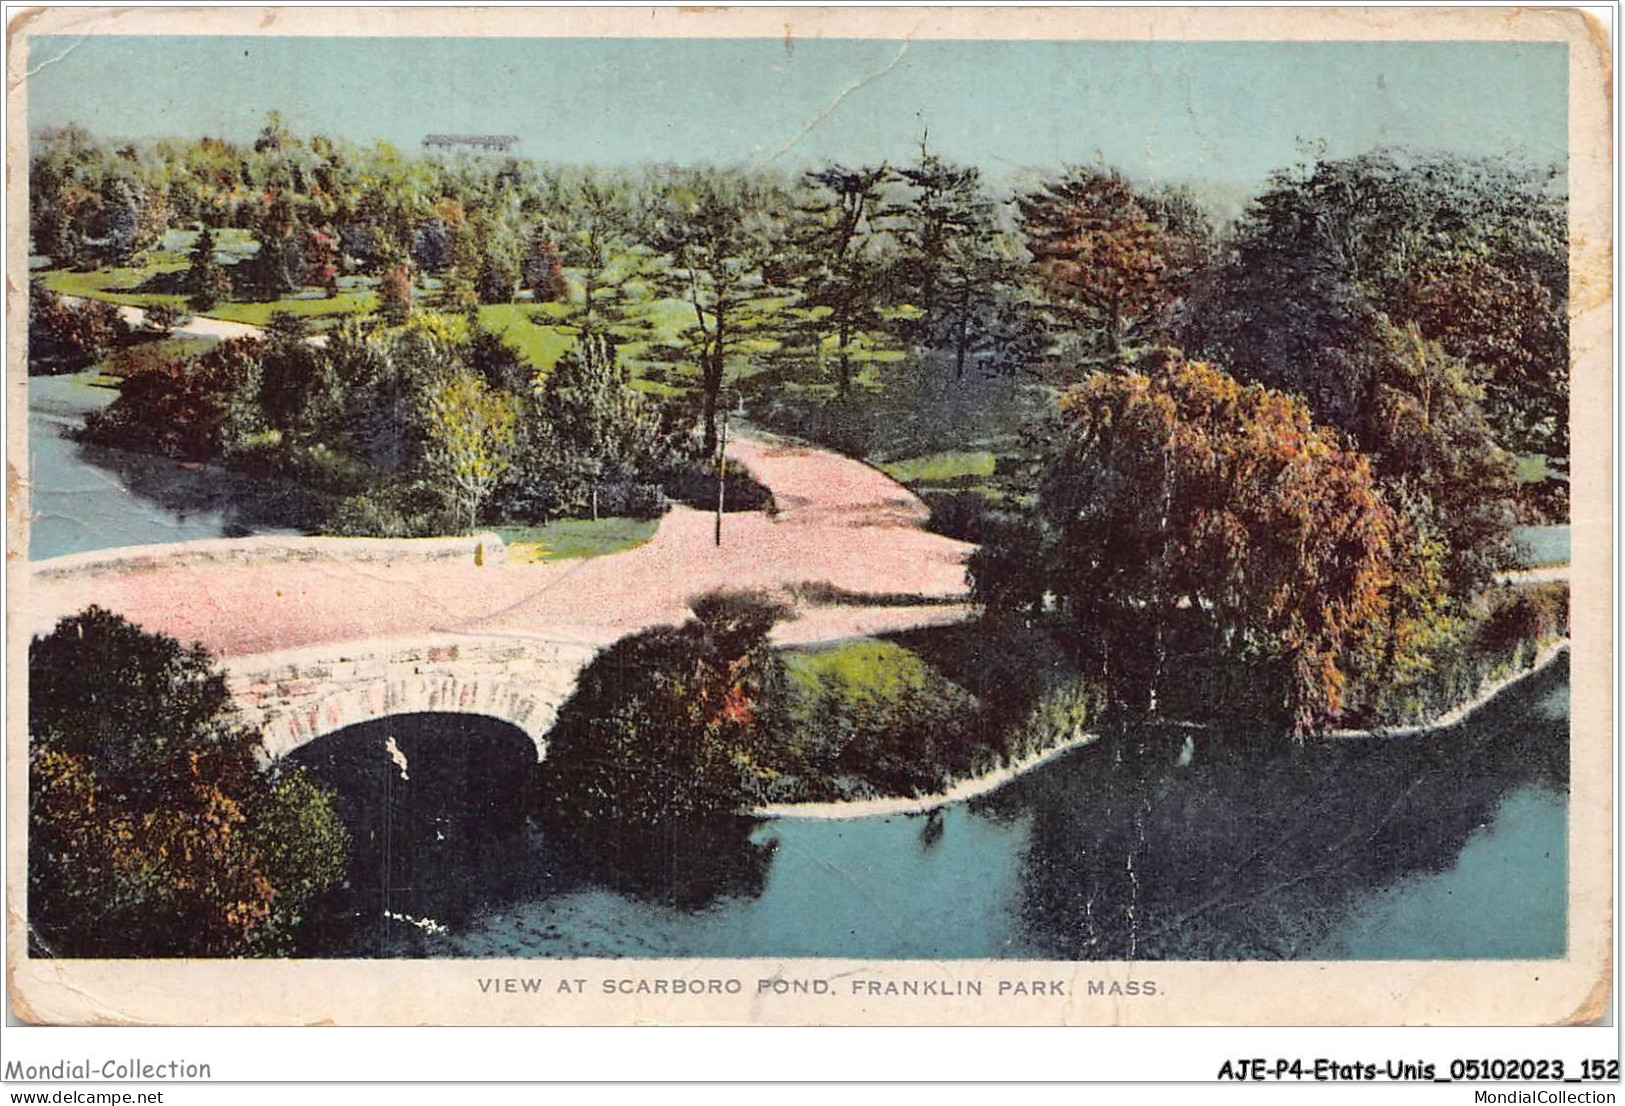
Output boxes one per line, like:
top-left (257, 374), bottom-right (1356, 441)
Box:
top-left (287, 660), bottom-right (1565, 960)
top-left (289, 712), bottom-right (773, 957)
top-left (979, 655), bottom-right (1568, 960)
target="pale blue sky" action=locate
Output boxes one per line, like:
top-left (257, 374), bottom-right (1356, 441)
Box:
top-left (28, 36), bottom-right (1566, 185)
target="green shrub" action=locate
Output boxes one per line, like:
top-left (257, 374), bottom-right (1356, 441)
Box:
top-left (28, 286), bottom-right (130, 374)
top-left (329, 481), bottom-right (454, 537)
top-left (332, 491), bottom-right (414, 538)
top-left (540, 589), bottom-right (791, 828)
top-left (597, 481), bottom-right (669, 520)
top-left (1347, 581), bottom-right (1569, 727)
top-left (142, 302), bottom-right (189, 335)
top-left (781, 639), bottom-right (983, 800)
top-left (660, 457), bottom-right (775, 514)
top-left (918, 488), bottom-right (1006, 543)
top-left (1480, 581), bottom-right (1569, 655)
top-left (1007, 679), bottom-right (1108, 762)
top-left (80, 352), bottom-right (218, 461)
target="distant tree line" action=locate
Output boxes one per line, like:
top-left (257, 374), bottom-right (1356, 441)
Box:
top-left (31, 120), bottom-right (1565, 495)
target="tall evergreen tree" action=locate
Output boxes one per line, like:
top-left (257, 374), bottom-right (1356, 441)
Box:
top-left (890, 139), bottom-right (986, 339)
top-left (529, 332), bottom-right (663, 519)
top-left (1019, 167), bottom-right (1213, 369)
top-left (888, 141), bottom-right (1031, 379)
top-left (522, 225), bottom-right (570, 303)
top-left (786, 164), bottom-right (893, 396)
top-left (553, 175), bottom-right (652, 338)
top-left (185, 227), bottom-right (231, 311)
top-left (644, 169), bottom-right (788, 453)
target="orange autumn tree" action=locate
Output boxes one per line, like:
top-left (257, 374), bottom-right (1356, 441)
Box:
top-left (29, 607), bottom-right (347, 956)
top-left (1019, 168), bottom-right (1212, 367)
top-left (973, 350), bottom-right (1441, 735)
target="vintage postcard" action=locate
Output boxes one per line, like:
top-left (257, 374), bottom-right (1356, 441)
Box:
top-left (4, 6), bottom-right (1612, 1027)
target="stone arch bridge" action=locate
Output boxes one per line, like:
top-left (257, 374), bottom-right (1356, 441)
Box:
top-left (24, 435), bottom-right (978, 763)
top-left (226, 634), bottom-right (602, 761)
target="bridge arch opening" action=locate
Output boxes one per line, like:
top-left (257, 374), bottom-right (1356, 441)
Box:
top-left (253, 675), bottom-right (557, 763)
top-left (286, 712), bottom-right (541, 954)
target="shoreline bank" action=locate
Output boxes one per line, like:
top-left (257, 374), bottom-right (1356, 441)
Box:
top-left (755, 637), bottom-right (1571, 822)
top-left (1326, 639), bottom-right (1570, 740)
top-left (750, 728), bottom-right (1101, 822)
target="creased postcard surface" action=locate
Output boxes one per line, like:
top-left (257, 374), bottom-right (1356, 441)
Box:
top-left (5, 5), bottom-right (1612, 1026)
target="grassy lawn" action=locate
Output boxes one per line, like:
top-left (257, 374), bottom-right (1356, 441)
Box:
top-left (38, 265), bottom-right (188, 309)
top-left (473, 303), bottom-right (578, 371)
top-left (780, 636), bottom-right (980, 739)
top-left (36, 229), bottom-right (260, 309)
top-left (40, 248), bottom-right (906, 418)
top-left (782, 637), bottom-right (950, 701)
top-left (38, 261), bottom-right (374, 330)
top-left (156, 226), bottom-right (258, 262)
top-left (208, 289), bottom-right (378, 328)
top-left (1514, 454), bottom-right (1549, 484)
top-left (877, 450), bottom-right (997, 486)
top-left (491, 517), bottom-right (659, 564)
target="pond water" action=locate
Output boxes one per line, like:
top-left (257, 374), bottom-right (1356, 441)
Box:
top-left (289, 656), bottom-right (1568, 961)
top-left (1515, 524), bottom-right (1572, 568)
top-left (27, 371), bottom-right (298, 559)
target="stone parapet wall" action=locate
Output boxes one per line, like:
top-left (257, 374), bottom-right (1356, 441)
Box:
top-left (31, 532), bottom-right (508, 583)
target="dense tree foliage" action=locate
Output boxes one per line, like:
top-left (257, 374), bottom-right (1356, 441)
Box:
top-left (1020, 168), bottom-right (1214, 368)
top-left (896, 147), bottom-right (1034, 381)
top-left (786, 164), bottom-right (893, 396)
top-left (540, 591), bottom-right (791, 828)
top-left (779, 638), bottom-right (982, 799)
top-left (1352, 320), bottom-right (1521, 595)
top-left (522, 226), bottom-right (569, 303)
top-left (889, 142), bottom-right (984, 338)
top-left (552, 173), bottom-right (648, 333)
top-left (1190, 150), bottom-right (1566, 499)
top-left (27, 286), bottom-right (129, 374)
top-left (972, 351), bottom-right (1443, 735)
top-left (512, 332), bottom-right (666, 520)
top-left (29, 607), bottom-right (347, 956)
top-left (422, 371), bottom-right (519, 532)
top-left (644, 168), bottom-right (790, 453)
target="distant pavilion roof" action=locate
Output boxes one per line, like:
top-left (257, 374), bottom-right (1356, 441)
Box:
top-left (422, 134), bottom-right (519, 152)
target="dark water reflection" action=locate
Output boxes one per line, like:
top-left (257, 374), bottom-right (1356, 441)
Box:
top-left (291, 659), bottom-right (1567, 961)
top-left (985, 655), bottom-right (1567, 960)
top-left (288, 713), bottom-right (773, 957)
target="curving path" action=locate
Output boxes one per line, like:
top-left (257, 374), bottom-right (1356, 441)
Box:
top-left (23, 432), bottom-right (976, 662)
top-left (61, 296), bottom-right (328, 345)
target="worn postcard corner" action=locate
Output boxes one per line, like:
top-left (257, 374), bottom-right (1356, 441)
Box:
top-left (3, 4), bottom-right (1613, 1028)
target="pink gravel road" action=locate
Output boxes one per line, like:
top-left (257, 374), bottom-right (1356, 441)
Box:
top-left (64, 298), bottom-right (328, 346)
top-left (25, 434), bottom-right (976, 660)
